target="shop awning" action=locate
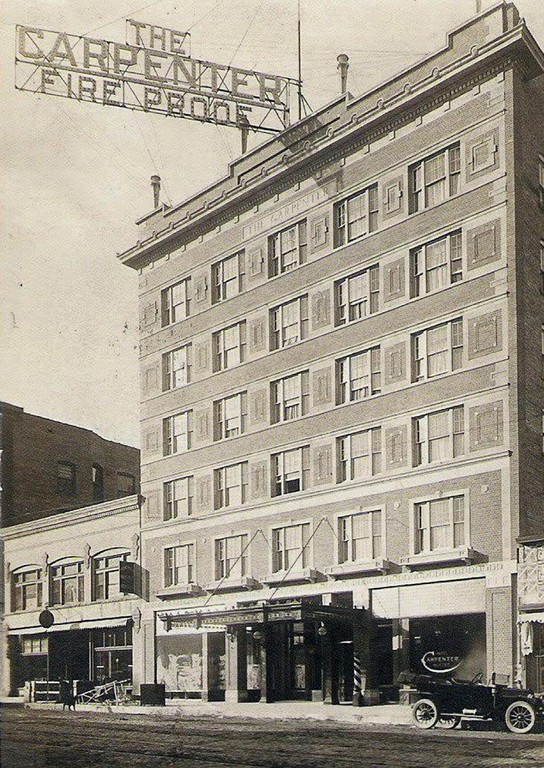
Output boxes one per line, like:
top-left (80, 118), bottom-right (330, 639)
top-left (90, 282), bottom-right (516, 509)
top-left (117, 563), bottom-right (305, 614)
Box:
top-left (158, 601), bottom-right (366, 630)
top-left (9, 616), bottom-right (132, 635)
top-left (518, 612), bottom-right (544, 624)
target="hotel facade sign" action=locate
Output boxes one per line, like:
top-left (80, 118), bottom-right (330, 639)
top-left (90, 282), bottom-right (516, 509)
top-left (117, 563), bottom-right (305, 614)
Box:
top-left (15, 23), bottom-right (296, 133)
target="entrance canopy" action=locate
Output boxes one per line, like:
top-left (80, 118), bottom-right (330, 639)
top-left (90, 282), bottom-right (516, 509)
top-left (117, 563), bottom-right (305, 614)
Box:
top-left (158, 601), bottom-right (366, 631)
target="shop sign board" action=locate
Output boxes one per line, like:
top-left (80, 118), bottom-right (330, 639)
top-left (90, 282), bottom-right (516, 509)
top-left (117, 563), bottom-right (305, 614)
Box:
top-left (421, 651), bottom-right (461, 674)
top-left (15, 23), bottom-right (296, 133)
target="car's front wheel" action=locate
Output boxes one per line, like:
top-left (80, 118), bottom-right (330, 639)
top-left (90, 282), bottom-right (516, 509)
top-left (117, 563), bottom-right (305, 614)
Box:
top-left (412, 698), bottom-right (439, 729)
top-left (504, 701), bottom-right (536, 734)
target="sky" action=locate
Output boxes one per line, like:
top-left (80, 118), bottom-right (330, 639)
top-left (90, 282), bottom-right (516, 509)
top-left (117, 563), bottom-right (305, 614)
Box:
top-left (1, 0), bottom-right (543, 448)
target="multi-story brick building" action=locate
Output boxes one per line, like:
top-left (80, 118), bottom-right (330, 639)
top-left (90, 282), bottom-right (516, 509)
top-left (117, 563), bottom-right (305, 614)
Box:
top-left (118, 2), bottom-right (544, 703)
top-left (0, 401), bottom-right (140, 527)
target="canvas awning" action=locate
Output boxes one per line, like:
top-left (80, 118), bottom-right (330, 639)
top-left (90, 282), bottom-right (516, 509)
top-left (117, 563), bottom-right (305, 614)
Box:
top-left (9, 616), bottom-right (132, 635)
top-left (518, 612), bottom-right (544, 623)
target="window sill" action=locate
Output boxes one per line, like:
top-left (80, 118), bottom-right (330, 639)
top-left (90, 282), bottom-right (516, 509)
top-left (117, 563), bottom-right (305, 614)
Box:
top-left (400, 546), bottom-right (483, 570)
top-left (262, 568), bottom-right (323, 586)
top-left (206, 576), bottom-right (260, 593)
top-left (325, 558), bottom-right (395, 578)
top-left (156, 584), bottom-right (203, 600)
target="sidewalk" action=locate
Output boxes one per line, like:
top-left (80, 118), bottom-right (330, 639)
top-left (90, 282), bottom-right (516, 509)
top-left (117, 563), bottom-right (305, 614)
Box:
top-left (22, 698), bottom-right (412, 726)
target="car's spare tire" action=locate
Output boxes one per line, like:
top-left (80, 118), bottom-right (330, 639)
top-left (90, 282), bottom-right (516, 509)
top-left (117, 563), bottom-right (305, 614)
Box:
top-left (412, 698), bottom-right (439, 729)
top-left (504, 700), bottom-right (536, 734)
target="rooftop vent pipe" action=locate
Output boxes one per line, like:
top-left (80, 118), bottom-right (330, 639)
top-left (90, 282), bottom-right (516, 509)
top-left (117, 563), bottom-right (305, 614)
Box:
top-left (151, 175), bottom-right (161, 208)
top-left (337, 54), bottom-right (349, 95)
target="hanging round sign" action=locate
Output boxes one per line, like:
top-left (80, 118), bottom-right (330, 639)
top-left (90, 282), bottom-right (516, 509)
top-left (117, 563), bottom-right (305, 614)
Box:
top-left (421, 651), bottom-right (461, 674)
top-left (38, 609), bottom-right (54, 629)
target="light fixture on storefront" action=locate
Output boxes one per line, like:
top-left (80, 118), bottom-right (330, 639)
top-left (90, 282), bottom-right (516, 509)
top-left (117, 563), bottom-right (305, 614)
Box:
top-left (317, 623), bottom-right (327, 637)
top-left (253, 630), bottom-right (264, 641)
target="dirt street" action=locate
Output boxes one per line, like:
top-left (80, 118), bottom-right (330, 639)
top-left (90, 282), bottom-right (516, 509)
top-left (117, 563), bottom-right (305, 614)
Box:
top-left (2, 706), bottom-right (544, 767)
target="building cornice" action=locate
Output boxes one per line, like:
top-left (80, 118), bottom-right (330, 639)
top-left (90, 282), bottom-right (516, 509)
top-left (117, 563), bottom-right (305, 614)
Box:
top-left (0, 495), bottom-right (140, 540)
top-left (118, 12), bottom-right (543, 271)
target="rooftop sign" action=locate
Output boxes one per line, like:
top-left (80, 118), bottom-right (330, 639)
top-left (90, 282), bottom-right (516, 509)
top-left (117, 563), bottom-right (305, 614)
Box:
top-left (15, 23), bottom-right (297, 133)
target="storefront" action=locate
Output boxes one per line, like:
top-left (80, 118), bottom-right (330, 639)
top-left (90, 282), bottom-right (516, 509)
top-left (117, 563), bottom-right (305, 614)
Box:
top-left (518, 538), bottom-right (544, 693)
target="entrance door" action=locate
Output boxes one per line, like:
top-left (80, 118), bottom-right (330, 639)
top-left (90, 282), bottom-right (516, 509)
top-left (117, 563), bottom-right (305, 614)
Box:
top-left (269, 622), bottom-right (320, 700)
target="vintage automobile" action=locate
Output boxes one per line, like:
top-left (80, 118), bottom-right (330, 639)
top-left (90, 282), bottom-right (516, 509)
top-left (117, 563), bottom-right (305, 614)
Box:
top-left (403, 672), bottom-right (544, 734)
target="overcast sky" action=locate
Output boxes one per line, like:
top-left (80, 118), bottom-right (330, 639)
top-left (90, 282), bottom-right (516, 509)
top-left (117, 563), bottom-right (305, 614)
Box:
top-left (2, 0), bottom-right (543, 448)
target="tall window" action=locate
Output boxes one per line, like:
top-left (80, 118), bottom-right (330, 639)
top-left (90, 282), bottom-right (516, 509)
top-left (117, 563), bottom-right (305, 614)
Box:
top-left (12, 568), bottom-right (42, 611)
top-left (268, 220), bottom-right (307, 276)
top-left (213, 392), bottom-right (247, 440)
top-left (539, 155), bottom-right (544, 208)
top-left (92, 464), bottom-right (104, 502)
top-left (413, 406), bottom-right (464, 465)
top-left (541, 324), bottom-right (544, 379)
top-left (335, 265), bottom-right (380, 325)
top-left (214, 462), bottom-right (248, 509)
top-left (57, 461), bottom-right (76, 495)
top-left (412, 319), bottom-right (463, 381)
top-left (163, 344), bottom-right (191, 390)
top-left (93, 552), bottom-right (128, 601)
top-left (540, 240), bottom-right (544, 294)
top-left (409, 143), bottom-right (461, 213)
top-left (415, 495), bottom-right (465, 553)
top-left (339, 511), bottom-right (382, 563)
top-left (410, 231), bottom-right (462, 296)
top-left (338, 427), bottom-right (382, 482)
top-left (161, 278), bottom-right (190, 326)
top-left (270, 296), bottom-right (309, 350)
top-left (271, 371), bottom-right (309, 423)
top-left (272, 447), bottom-right (310, 496)
top-left (51, 561), bottom-right (84, 605)
top-left (337, 347), bottom-right (381, 403)
top-left (163, 411), bottom-right (192, 456)
top-left (117, 472), bottom-right (136, 497)
top-left (164, 476), bottom-right (194, 520)
top-left (164, 544), bottom-right (194, 587)
top-left (212, 251), bottom-right (245, 303)
top-left (213, 322), bottom-right (247, 371)
top-left (215, 534), bottom-right (248, 580)
top-left (334, 184), bottom-right (379, 247)
top-left (272, 523), bottom-right (311, 572)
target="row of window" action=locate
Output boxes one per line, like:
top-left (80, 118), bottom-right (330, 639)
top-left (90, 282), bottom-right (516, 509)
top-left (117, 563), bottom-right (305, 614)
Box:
top-left (57, 461), bottom-right (136, 499)
top-left (11, 552), bottom-right (129, 612)
top-left (162, 401), bottom-right (496, 518)
top-left (163, 494), bottom-right (467, 588)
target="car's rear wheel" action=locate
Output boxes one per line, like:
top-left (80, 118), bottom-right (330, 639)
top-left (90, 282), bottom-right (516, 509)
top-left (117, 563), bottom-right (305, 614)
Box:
top-left (438, 715), bottom-right (460, 729)
top-left (504, 701), bottom-right (536, 734)
top-left (412, 698), bottom-right (439, 729)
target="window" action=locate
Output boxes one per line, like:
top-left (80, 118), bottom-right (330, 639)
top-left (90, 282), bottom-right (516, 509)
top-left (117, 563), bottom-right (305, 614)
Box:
top-left (164, 476), bottom-right (194, 519)
top-left (213, 322), bottom-right (246, 371)
top-left (163, 411), bottom-right (192, 456)
top-left (93, 552), bottom-right (128, 601)
top-left (409, 144), bottom-right (461, 213)
top-left (413, 406), bottom-right (464, 465)
top-left (270, 296), bottom-right (309, 350)
top-left (213, 392), bottom-right (247, 440)
top-left (161, 277), bottom-right (190, 326)
top-left (50, 561), bottom-right (84, 605)
top-left (271, 371), bottom-right (309, 423)
top-left (212, 251), bottom-right (245, 303)
top-left (214, 462), bottom-right (248, 509)
top-left (541, 324), bottom-right (544, 379)
top-left (21, 636), bottom-right (47, 654)
top-left (57, 461), bottom-right (76, 495)
top-left (412, 319), bottom-right (463, 381)
top-left (539, 156), bottom-right (544, 208)
top-left (12, 568), bottom-right (42, 611)
top-left (335, 265), bottom-right (380, 325)
top-left (540, 241), bottom-right (544, 294)
top-left (337, 347), bottom-right (381, 403)
top-left (164, 544), bottom-right (194, 587)
top-left (92, 464), bottom-right (104, 502)
top-left (269, 220), bottom-right (307, 276)
top-left (338, 427), bottom-right (382, 482)
top-left (215, 534), bottom-right (248, 580)
top-left (339, 510), bottom-right (382, 563)
top-left (272, 523), bottom-right (311, 572)
top-left (415, 495), bottom-right (465, 553)
top-left (272, 447), bottom-right (310, 496)
top-left (410, 231), bottom-right (462, 297)
top-left (334, 184), bottom-right (379, 247)
top-left (163, 344), bottom-right (191, 390)
top-left (117, 472), bottom-right (136, 497)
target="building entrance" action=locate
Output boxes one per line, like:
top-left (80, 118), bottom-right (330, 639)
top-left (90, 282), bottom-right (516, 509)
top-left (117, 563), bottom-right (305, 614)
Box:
top-left (268, 622), bottom-right (322, 700)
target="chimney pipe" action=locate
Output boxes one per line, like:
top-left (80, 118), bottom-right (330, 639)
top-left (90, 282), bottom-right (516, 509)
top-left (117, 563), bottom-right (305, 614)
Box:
top-left (337, 54), bottom-right (349, 95)
top-left (151, 175), bottom-right (161, 208)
